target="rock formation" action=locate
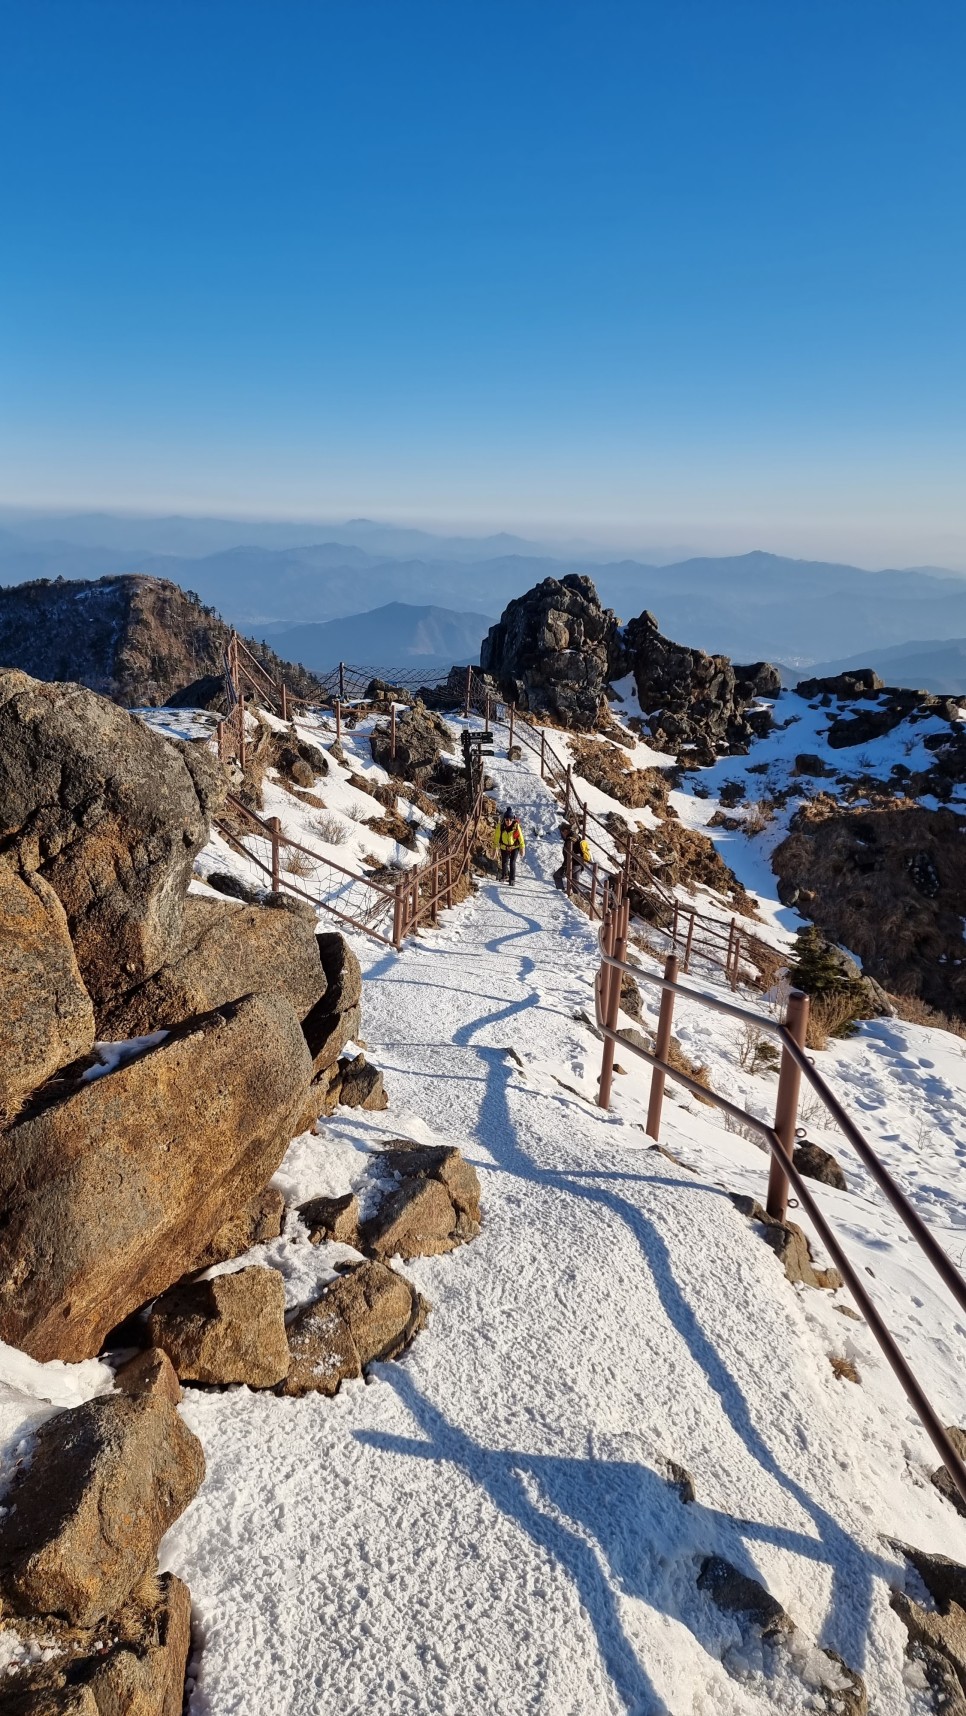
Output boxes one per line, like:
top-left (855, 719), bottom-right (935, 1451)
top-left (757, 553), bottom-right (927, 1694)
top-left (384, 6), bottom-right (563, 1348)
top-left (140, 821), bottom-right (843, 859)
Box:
top-left (480, 574), bottom-right (778, 753)
top-left (0, 865), bottom-right (94, 1125)
top-left (280, 1261), bottom-right (429, 1397)
top-left (0, 573), bottom-right (319, 707)
top-left (369, 699), bottom-right (454, 784)
top-left (363, 1142), bottom-right (482, 1258)
top-left (480, 575), bottom-right (616, 729)
top-left (147, 1266), bottom-right (290, 1388)
top-left (0, 669), bottom-right (225, 1018)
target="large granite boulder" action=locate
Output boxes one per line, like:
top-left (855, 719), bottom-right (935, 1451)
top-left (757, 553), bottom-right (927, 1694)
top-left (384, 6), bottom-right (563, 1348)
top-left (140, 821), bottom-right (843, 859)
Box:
top-left (0, 671), bottom-right (225, 1016)
top-left (364, 1142), bottom-right (482, 1259)
top-left (0, 1349), bottom-right (203, 1627)
top-left (100, 895), bottom-right (329, 1039)
top-left (619, 611), bottom-right (776, 760)
top-left (481, 575), bottom-right (615, 729)
top-left (0, 863), bottom-right (95, 1124)
top-left (0, 991), bottom-right (313, 1362)
top-left (369, 700), bottom-right (453, 784)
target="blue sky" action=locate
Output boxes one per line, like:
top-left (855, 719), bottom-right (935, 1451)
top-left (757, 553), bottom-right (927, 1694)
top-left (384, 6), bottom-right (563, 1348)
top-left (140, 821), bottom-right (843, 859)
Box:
top-left (2, 0), bottom-right (964, 563)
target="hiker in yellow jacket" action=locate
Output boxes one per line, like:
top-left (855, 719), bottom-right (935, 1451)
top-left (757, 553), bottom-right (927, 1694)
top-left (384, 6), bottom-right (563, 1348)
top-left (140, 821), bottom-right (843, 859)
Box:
top-left (493, 806), bottom-right (526, 886)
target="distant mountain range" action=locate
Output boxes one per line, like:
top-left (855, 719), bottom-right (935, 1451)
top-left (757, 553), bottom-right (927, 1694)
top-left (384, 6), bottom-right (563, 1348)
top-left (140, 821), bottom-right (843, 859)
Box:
top-left (3, 510), bottom-right (966, 668)
top-left (803, 637), bottom-right (966, 695)
top-left (264, 602), bottom-right (495, 675)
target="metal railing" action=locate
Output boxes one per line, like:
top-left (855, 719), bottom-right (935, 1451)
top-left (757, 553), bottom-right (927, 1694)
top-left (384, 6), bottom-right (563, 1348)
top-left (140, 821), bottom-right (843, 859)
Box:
top-left (593, 893), bottom-right (966, 1512)
top-left (460, 667), bottom-right (767, 991)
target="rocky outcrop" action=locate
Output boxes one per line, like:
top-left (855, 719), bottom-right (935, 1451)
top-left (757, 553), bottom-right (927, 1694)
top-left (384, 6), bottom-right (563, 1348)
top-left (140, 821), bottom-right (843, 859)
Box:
top-left (100, 894), bottom-right (329, 1039)
top-left (0, 573), bottom-right (319, 707)
top-left (479, 575), bottom-right (778, 753)
top-left (481, 575), bottom-right (615, 729)
top-left (279, 1261), bottom-right (428, 1397)
top-left (192, 1185), bottom-right (286, 1270)
top-left (774, 799), bottom-right (966, 1020)
top-left (793, 1141), bottom-right (848, 1190)
top-left (0, 1349), bottom-right (203, 1626)
top-left (891, 1542), bottom-right (966, 1713)
top-left (731, 1196), bottom-right (842, 1290)
top-left (0, 864), bottom-right (95, 1125)
top-left (932, 1426), bottom-right (966, 1517)
top-left (298, 1192), bottom-right (363, 1247)
top-left (618, 611), bottom-right (777, 761)
top-left (334, 1053), bottom-right (388, 1111)
top-left (369, 701), bottom-right (454, 784)
top-left (364, 1142), bottom-right (482, 1259)
top-left (147, 1266), bottom-right (290, 1388)
top-left (0, 670), bottom-right (225, 1016)
top-left (698, 1554), bottom-right (866, 1712)
top-left (0, 991), bottom-right (313, 1361)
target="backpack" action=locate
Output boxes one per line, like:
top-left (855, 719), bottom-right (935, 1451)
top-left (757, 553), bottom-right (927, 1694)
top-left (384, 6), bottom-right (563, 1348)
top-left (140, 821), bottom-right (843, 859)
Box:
top-left (578, 838), bottom-right (591, 863)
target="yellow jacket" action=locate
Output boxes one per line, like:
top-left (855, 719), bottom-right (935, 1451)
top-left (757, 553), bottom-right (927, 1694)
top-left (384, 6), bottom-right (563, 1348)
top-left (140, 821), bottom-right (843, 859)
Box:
top-left (493, 818), bottom-right (526, 854)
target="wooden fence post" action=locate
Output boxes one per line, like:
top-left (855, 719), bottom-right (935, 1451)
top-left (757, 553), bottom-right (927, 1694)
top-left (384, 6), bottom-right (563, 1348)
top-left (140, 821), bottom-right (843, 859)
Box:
top-left (684, 909), bottom-right (696, 974)
top-left (540, 729), bottom-right (547, 779)
top-left (392, 881), bottom-right (405, 949)
top-left (589, 862), bottom-right (598, 920)
top-left (335, 699), bottom-right (342, 742)
top-left (646, 955), bottom-right (679, 1141)
top-left (598, 897), bottom-right (629, 1110)
top-left (464, 667), bottom-right (472, 719)
top-left (238, 694), bottom-right (247, 773)
top-left (766, 990), bottom-right (810, 1221)
top-left (269, 817), bottom-right (281, 891)
top-left (280, 682), bottom-right (289, 723)
top-left (508, 703), bottom-right (515, 754)
top-left (390, 703), bottom-right (397, 760)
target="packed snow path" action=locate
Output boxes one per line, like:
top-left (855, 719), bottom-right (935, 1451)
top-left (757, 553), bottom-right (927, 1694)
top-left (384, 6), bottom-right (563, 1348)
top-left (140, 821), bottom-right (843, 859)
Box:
top-left (166, 753), bottom-right (965, 1715)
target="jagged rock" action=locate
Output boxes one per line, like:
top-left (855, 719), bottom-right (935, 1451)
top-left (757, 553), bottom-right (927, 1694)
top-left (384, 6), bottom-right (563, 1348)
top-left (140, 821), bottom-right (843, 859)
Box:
top-left (0, 670), bottom-right (226, 1014)
top-left (931, 1426), bottom-right (966, 1517)
top-left (0, 864), bottom-right (95, 1125)
top-left (369, 701), bottom-right (452, 784)
top-left (731, 1195), bottom-right (842, 1290)
top-left (302, 997), bottom-right (362, 1077)
top-left (481, 575), bottom-right (615, 729)
top-left (698, 1554), bottom-right (866, 1712)
top-left (337, 1053), bottom-right (388, 1110)
top-left (147, 1266), bottom-right (289, 1388)
top-left (793, 1141), bottom-right (848, 1191)
top-left (298, 1192), bottom-right (363, 1247)
top-left (204, 869), bottom-right (262, 903)
top-left (0, 1571), bottom-right (192, 1716)
top-left (0, 1349), bottom-right (203, 1626)
top-left (619, 611), bottom-right (776, 759)
top-left (317, 932), bottom-right (363, 1013)
top-left (891, 1542), bottom-right (966, 1712)
top-left (191, 1185), bottom-right (286, 1270)
top-left (364, 1142), bottom-right (481, 1259)
top-left (100, 895), bottom-right (329, 1038)
top-left (0, 991), bottom-right (313, 1362)
top-left (279, 1261), bottom-right (428, 1397)
top-left (797, 669), bottom-right (884, 699)
top-left (794, 752), bottom-right (833, 777)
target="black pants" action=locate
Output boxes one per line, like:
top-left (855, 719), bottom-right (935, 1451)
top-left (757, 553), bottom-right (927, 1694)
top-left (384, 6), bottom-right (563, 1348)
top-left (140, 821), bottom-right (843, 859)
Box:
top-left (500, 847), bottom-right (518, 883)
top-left (554, 858), bottom-right (584, 893)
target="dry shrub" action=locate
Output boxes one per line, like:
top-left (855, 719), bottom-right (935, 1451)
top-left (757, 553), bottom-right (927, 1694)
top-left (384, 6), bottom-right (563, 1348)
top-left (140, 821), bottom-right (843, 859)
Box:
top-left (569, 735), bottom-right (672, 813)
top-left (805, 988), bottom-right (864, 1050)
top-left (283, 845), bottom-right (316, 878)
top-left (312, 812), bottom-right (350, 846)
top-left (744, 799), bottom-right (776, 836)
top-left (736, 1023), bottom-right (781, 1075)
top-left (830, 1355), bottom-right (860, 1383)
top-left (723, 1112), bottom-right (767, 1147)
top-left (667, 1038), bottom-right (714, 1105)
top-left (891, 992), bottom-right (966, 1040)
top-left (746, 939), bottom-right (788, 994)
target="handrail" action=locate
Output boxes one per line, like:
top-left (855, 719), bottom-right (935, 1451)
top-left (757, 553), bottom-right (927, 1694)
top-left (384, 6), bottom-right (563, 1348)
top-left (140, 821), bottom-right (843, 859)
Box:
top-left (593, 904), bottom-right (966, 1510)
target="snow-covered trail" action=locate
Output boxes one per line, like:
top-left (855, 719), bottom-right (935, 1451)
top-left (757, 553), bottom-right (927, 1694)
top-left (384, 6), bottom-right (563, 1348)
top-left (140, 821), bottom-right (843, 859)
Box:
top-left (166, 754), bottom-right (965, 1715)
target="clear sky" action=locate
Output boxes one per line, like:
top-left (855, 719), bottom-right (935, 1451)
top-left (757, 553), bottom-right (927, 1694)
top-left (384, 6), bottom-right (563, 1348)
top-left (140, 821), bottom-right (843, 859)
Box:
top-left (2, 0), bottom-right (965, 564)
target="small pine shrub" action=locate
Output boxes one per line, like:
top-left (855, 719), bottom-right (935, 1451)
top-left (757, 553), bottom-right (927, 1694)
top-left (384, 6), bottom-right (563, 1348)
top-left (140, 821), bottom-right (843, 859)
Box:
top-left (787, 926), bottom-right (871, 1044)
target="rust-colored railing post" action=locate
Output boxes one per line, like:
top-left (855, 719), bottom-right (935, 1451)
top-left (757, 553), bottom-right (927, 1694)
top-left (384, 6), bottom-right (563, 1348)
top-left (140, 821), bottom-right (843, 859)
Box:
top-left (280, 682), bottom-right (289, 723)
top-left (238, 694), bottom-right (247, 772)
top-left (446, 850), bottom-right (453, 906)
top-left (598, 897), bottom-right (630, 1110)
top-left (589, 862), bottom-right (598, 919)
top-left (671, 899), bottom-right (679, 952)
top-left (335, 699), bottom-right (342, 742)
top-left (646, 954), bottom-right (679, 1141)
top-left (565, 763), bottom-right (572, 817)
top-left (390, 703), bottom-right (397, 760)
top-left (269, 817), bottom-right (281, 891)
top-left (565, 843), bottom-right (573, 896)
top-left (766, 990), bottom-right (810, 1221)
top-left (683, 909), bottom-right (696, 974)
top-left (339, 661), bottom-right (346, 702)
top-left (216, 719), bottom-right (226, 763)
top-left (392, 880), bottom-right (404, 948)
top-left (725, 918), bottom-right (736, 987)
top-left (581, 802), bottom-right (588, 840)
top-left (464, 667), bottom-right (472, 719)
top-left (508, 703), bottom-right (515, 754)
top-left (540, 728), bottom-right (547, 779)
top-left (484, 692), bottom-right (491, 730)
top-left (430, 857), bottom-right (439, 925)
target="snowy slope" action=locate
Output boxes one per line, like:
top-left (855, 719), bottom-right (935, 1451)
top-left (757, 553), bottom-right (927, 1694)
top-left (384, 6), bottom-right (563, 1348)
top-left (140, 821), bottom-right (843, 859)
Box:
top-left (5, 701), bottom-right (966, 1712)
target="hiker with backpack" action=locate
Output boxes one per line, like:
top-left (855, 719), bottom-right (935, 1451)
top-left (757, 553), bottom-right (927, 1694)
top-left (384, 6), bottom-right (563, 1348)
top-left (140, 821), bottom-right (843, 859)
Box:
top-left (493, 806), bottom-right (526, 885)
top-left (554, 821), bottom-right (590, 893)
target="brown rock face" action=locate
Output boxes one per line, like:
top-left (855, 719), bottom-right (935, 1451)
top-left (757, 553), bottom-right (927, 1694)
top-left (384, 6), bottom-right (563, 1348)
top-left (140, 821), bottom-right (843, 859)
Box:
top-left (364, 1143), bottom-right (482, 1260)
top-left (303, 998), bottom-right (362, 1077)
top-left (147, 1266), bottom-right (289, 1388)
top-left (316, 933), bottom-right (363, 1013)
top-left (731, 1196), bottom-right (842, 1291)
top-left (298, 1192), bottom-right (363, 1247)
top-left (0, 1570), bottom-right (191, 1716)
top-left (192, 1186), bottom-right (286, 1270)
top-left (336, 1053), bottom-right (388, 1111)
top-left (0, 864), bottom-right (95, 1124)
top-left (280, 1261), bottom-right (428, 1397)
top-left (100, 895), bottom-right (329, 1038)
top-left (0, 1350), bottom-right (203, 1627)
top-left (0, 991), bottom-right (313, 1361)
top-left (0, 671), bottom-right (225, 1014)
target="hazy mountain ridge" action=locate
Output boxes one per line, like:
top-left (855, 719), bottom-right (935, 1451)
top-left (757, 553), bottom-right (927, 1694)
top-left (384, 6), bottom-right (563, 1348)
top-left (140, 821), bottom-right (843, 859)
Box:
top-left (265, 603), bottom-right (495, 674)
